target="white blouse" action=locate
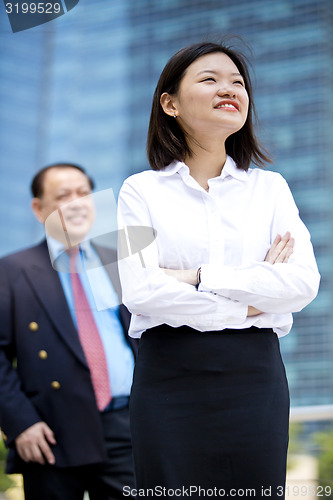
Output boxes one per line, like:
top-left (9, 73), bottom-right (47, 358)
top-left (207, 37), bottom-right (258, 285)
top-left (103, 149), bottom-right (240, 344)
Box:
top-left (117, 155), bottom-right (320, 338)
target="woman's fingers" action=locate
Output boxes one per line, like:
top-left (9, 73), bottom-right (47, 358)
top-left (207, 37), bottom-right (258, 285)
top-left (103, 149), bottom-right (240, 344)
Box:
top-left (265, 232), bottom-right (294, 264)
top-left (265, 234), bottom-right (281, 264)
top-left (275, 236), bottom-right (294, 263)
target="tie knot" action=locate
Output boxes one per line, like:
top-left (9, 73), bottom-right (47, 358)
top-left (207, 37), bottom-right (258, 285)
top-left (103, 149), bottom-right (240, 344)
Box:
top-left (67, 246), bottom-right (80, 258)
top-left (67, 246), bottom-right (80, 273)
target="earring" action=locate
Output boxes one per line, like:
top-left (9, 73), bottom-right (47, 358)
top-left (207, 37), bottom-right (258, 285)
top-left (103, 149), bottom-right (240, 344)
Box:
top-left (173, 112), bottom-right (177, 118)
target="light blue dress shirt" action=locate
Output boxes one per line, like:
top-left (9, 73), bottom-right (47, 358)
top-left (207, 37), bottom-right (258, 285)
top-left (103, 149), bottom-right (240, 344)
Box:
top-left (48, 237), bottom-right (134, 398)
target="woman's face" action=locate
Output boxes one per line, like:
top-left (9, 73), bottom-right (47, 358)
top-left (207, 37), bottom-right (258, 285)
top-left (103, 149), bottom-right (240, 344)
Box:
top-left (163, 52), bottom-right (249, 141)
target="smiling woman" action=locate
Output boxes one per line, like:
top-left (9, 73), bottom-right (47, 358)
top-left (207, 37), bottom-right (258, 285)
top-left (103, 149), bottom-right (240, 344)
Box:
top-left (146, 41), bottom-right (271, 175)
top-left (160, 53), bottom-right (248, 144)
top-left (118, 41), bottom-right (320, 499)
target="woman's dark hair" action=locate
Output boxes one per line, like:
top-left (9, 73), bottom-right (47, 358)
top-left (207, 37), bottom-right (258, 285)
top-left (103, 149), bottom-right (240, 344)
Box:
top-left (147, 40), bottom-right (272, 171)
top-left (31, 162), bottom-right (95, 198)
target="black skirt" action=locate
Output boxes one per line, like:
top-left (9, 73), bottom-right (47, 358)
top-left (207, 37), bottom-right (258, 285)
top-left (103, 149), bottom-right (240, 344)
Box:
top-left (130, 325), bottom-right (290, 499)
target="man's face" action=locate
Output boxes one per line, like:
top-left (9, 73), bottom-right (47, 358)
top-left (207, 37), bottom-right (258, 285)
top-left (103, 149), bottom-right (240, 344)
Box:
top-left (32, 167), bottom-right (95, 246)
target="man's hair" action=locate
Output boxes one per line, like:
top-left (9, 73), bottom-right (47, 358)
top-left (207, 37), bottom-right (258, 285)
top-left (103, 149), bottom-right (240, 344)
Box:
top-left (31, 162), bottom-right (95, 198)
top-left (147, 40), bottom-right (272, 171)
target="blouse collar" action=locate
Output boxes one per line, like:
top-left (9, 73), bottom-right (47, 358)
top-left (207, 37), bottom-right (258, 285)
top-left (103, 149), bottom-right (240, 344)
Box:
top-left (158, 155), bottom-right (249, 182)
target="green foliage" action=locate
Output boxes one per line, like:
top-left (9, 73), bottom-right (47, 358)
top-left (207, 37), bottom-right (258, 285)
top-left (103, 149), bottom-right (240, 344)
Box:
top-left (0, 439), bottom-right (14, 492)
top-left (314, 426), bottom-right (333, 498)
top-left (287, 422), bottom-right (304, 471)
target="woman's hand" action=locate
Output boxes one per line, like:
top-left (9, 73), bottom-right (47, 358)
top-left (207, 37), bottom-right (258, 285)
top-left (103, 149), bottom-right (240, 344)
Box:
top-left (248, 232), bottom-right (294, 316)
top-left (161, 232), bottom-right (295, 318)
top-left (161, 232), bottom-right (294, 286)
top-left (264, 232), bottom-right (294, 264)
top-left (162, 271), bottom-right (266, 317)
top-left (162, 268), bottom-right (198, 286)
top-left (247, 306), bottom-right (262, 316)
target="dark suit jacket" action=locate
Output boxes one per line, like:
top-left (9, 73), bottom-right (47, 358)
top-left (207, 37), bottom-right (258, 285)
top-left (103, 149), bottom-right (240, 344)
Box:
top-left (0, 240), bottom-right (137, 473)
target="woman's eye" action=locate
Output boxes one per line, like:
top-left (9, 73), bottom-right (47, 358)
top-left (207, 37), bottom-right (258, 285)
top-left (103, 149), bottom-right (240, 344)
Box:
top-left (234, 80), bottom-right (244, 86)
top-left (201, 77), bottom-right (216, 82)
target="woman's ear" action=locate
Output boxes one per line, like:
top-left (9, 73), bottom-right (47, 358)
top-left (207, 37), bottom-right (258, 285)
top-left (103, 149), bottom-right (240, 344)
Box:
top-left (160, 92), bottom-right (178, 118)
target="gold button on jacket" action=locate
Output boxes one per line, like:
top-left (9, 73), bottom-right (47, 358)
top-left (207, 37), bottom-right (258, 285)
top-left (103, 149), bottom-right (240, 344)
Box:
top-left (29, 322), bottom-right (39, 331)
top-left (51, 381), bottom-right (61, 390)
top-left (38, 350), bottom-right (48, 360)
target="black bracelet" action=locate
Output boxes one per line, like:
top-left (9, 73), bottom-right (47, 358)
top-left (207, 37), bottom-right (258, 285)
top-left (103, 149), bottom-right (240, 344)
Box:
top-left (196, 267), bottom-right (201, 285)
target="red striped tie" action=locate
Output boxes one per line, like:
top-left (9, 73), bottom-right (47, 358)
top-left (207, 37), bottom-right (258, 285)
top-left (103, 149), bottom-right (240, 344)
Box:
top-left (68, 248), bottom-right (111, 411)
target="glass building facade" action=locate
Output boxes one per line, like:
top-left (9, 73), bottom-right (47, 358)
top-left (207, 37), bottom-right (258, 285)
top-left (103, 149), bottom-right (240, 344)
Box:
top-left (0, 0), bottom-right (332, 407)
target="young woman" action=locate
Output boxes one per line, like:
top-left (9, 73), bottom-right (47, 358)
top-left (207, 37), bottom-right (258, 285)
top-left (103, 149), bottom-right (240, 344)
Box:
top-left (118, 41), bottom-right (320, 498)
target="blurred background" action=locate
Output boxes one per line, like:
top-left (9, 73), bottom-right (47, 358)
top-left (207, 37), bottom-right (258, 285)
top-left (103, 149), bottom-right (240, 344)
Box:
top-left (0, 0), bottom-right (332, 497)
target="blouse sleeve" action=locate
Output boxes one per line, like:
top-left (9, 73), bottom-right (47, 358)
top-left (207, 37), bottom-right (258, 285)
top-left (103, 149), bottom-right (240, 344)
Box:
top-left (117, 177), bottom-right (248, 330)
top-left (199, 175), bottom-right (320, 314)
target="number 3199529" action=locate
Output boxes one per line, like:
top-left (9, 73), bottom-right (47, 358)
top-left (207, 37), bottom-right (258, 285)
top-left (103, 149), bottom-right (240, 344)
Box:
top-left (5, 3), bottom-right (61, 14)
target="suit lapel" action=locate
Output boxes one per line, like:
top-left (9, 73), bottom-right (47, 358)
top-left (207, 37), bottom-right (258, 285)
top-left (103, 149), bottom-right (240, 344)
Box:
top-left (93, 244), bottom-right (121, 298)
top-left (23, 242), bottom-right (88, 368)
top-left (93, 244), bottom-right (132, 347)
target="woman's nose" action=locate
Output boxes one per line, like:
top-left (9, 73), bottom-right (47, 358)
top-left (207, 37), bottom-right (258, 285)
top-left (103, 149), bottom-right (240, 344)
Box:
top-left (217, 85), bottom-right (236, 98)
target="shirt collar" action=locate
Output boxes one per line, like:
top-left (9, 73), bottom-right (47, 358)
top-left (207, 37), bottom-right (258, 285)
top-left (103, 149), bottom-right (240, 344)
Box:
top-left (47, 236), bottom-right (94, 261)
top-left (220, 155), bottom-right (249, 182)
top-left (158, 155), bottom-right (249, 182)
top-left (158, 160), bottom-right (188, 176)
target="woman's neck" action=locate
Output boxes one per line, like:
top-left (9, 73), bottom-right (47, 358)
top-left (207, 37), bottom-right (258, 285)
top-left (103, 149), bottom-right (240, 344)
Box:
top-left (184, 140), bottom-right (227, 191)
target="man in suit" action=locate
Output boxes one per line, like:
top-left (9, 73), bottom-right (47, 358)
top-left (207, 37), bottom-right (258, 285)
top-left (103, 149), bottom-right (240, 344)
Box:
top-left (0, 163), bottom-right (137, 500)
